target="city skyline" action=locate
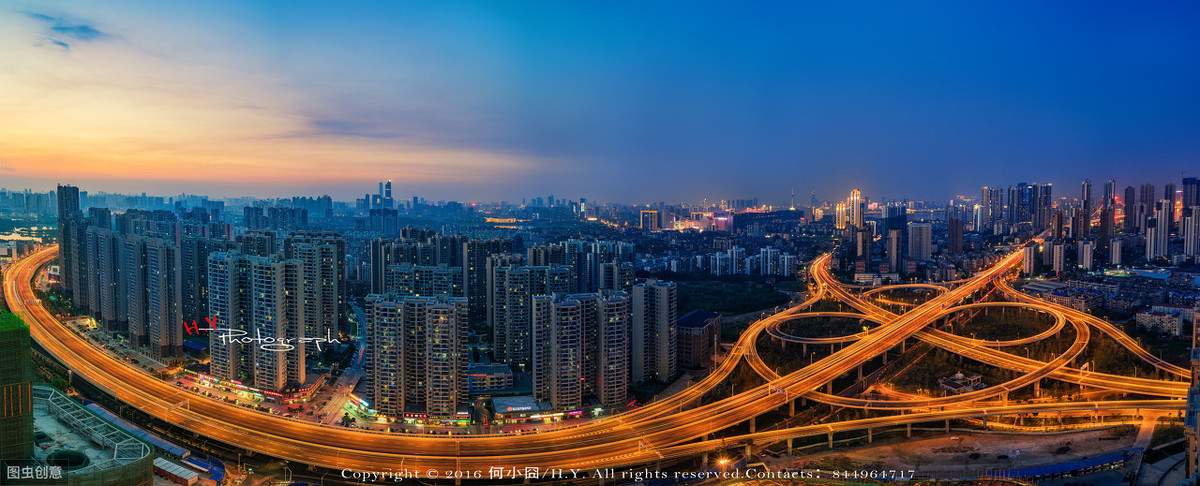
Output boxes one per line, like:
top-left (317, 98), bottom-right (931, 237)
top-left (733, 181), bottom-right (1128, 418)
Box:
top-left (2, 2), bottom-right (1198, 202)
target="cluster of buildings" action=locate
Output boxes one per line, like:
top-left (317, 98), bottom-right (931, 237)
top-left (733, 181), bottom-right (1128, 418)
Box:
top-left (53, 183), bottom-right (705, 425)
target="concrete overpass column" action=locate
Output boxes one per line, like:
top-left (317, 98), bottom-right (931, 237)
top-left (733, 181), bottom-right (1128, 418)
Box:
top-left (901, 339), bottom-right (906, 353)
top-left (944, 419), bottom-right (950, 433)
top-left (906, 423), bottom-right (912, 438)
top-left (788, 398), bottom-right (795, 417)
top-left (802, 343), bottom-right (807, 356)
top-left (825, 382), bottom-right (832, 394)
top-left (827, 431), bottom-right (833, 449)
top-left (867, 427), bottom-right (873, 444)
top-left (749, 416), bottom-right (756, 433)
top-left (786, 437), bottom-right (793, 455)
top-left (1034, 380), bottom-right (1040, 398)
top-left (857, 364), bottom-right (863, 380)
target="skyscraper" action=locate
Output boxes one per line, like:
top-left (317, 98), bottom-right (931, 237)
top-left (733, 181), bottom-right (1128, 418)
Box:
top-left (947, 215), bottom-right (964, 254)
top-left (531, 295), bottom-right (583, 411)
top-left (1185, 207), bottom-right (1200, 260)
top-left (907, 222), bottom-right (932, 261)
top-left (631, 280), bottom-right (677, 384)
top-left (847, 188), bottom-right (863, 229)
top-left (1081, 179), bottom-right (1093, 231)
top-left (56, 185), bottom-right (81, 299)
top-left (1124, 185), bottom-right (1138, 233)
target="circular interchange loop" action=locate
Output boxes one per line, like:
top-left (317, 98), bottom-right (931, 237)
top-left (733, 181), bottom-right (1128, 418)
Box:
top-left (934, 302), bottom-right (1068, 347)
top-left (763, 312), bottom-right (885, 344)
top-left (862, 283), bottom-right (948, 308)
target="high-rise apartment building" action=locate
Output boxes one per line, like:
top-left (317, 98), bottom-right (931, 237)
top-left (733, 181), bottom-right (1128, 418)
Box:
top-left (283, 231), bottom-right (345, 346)
top-left (631, 280), bottom-right (677, 384)
top-left (364, 294), bottom-right (468, 419)
top-left (207, 251), bottom-right (307, 391)
top-left (489, 264), bottom-right (574, 368)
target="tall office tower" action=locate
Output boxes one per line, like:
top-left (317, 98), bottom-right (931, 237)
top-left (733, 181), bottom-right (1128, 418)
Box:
top-left (1021, 245), bottom-right (1037, 275)
top-left (0, 313), bottom-right (33, 462)
top-left (207, 252), bottom-right (306, 390)
top-left (382, 263), bottom-right (463, 297)
top-left (631, 280), bottom-right (677, 384)
top-left (834, 202), bottom-right (848, 230)
top-left (178, 236), bottom-right (234, 325)
top-left (639, 210), bottom-right (662, 231)
top-left (598, 261), bottom-right (635, 292)
top-left (1051, 242), bottom-right (1065, 275)
top-left (462, 238), bottom-right (513, 326)
top-left (887, 228), bottom-right (902, 271)
top-left (1103, 179), bottom-right (1116, 208)
top-left (1184, 178), bottom-right (1200, 210)
top-left (383, 179), bottom-right (394, 209)
top-left (531, 295), bottom-right (583, 411)
top-left (1145, 215), bottom-right (1166, 261)
top-left (907, 222), bottom-right (932, 261)
top-left (847, 188), bottom-right (864, 228)
top-left (489, 264), bottom-right (574, 368)
top-left (1183, 207), bottom-right (1200, 260)
top-left (1081, 179), bottom-right (1093, 227)
top-left (1050, 209), bottom-right (1064, 240)
top-left (56, 185), bottom-right (81, 297)
top-left (1155, 200), bottom-right (1171, 256)
top-left (145, 238), bottom-right (182, 359)
top-left (979, 187), bottom-right (994, 229)
top-left (883, 202), bottom-right (908, 235)
top-left (1110, 238), bottom-right (1123, 266)
top-left (1069, 207), bottom-right (1087, 240)
top-left (1140, 183), bottom-right (1157, 227)
top-left (1078, 240), bottom-right (1095, 271)
top-left (1041, 241), bottom-right (1054, 266)
top-left (237, 230), bottom-right (276, 257)
top-left (1167, 183), bottom-right (1179, 233)
top-left (283, 231), bottom-right (346, 345)
top-left (364, 294), bottom-right (467, 419)
top-left (1034, 183), bottom-right (1053, 231)
top-left (947, 215), bottom-right (964, 254)
top-left (1124, 186), bottom-right (1138, 233)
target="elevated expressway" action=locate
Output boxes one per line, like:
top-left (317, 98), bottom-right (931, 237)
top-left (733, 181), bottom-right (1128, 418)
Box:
top-left (3, 244), bottom-right (1187, 472)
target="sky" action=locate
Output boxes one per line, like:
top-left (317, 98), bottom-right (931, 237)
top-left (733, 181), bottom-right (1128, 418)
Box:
top-left (1, 1), bottom-right (1198, 204)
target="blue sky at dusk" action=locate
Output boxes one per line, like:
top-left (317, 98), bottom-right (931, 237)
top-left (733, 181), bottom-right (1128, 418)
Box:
top-left (1, 1), bottom-right (1197, 203)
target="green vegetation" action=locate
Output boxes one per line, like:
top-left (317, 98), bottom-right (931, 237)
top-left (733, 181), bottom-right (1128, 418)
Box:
top-left (0, 311), bottom-right (25, 331)
top-left (676, 280), bottom-right (788, 315)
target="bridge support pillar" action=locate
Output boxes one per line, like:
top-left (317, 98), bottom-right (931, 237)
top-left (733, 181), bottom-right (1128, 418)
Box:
top-left (1034, 380), bottom-right (1040, 398)
top-left (788, 398), bottom-right (795, 417)
top-left (906, 423), bottom-right (912, 438)
top-left (825, 382), bottom-right (832, 394)
top-left (802, 343), bottom-right (807, 356)
top-left (944, 419), bottom-right (950, 433)
top-left (901, 339), bottom-right (906, 353)
top-left (744, 444), bottom-right (751, 457)
top-left (857, 364), bottom-right (863, 380)
top-left (786, 437), bottom-right (793, 454)
top-left (827, 431), bottom-right (833, 449)
top-left (883, 349), bottom-right (888, 365)
top-left (867, 427), bottom-right (873, 444)
top-left (749, 416), bottom-right (756, 433)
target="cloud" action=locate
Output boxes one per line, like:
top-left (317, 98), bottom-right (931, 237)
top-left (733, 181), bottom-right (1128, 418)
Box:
top-left (24, 11), bottom-right (107, 50)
